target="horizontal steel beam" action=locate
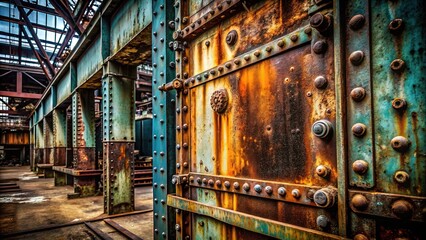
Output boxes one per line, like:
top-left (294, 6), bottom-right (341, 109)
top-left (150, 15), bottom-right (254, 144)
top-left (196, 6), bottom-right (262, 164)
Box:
top-left (0, 91), bottom-right (42, 99)
top-left (167, 195), bottom-right (346, 240)
top-left (0, 15), bottom-right (67, 34)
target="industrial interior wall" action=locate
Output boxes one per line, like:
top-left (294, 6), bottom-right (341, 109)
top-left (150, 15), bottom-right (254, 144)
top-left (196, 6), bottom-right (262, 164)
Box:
top-left (152, 0), bottom-right (425, 239)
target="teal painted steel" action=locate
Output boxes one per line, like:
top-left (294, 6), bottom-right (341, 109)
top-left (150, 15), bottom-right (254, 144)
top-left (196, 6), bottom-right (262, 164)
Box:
top-left (110, 0), bottom-right (152, 55)
top-left (152, 0), bottom-right (176, 238)
top-left (44, 92), bottom-right (53, 115)
top-left (135, 118), bottom-right (153, 156)
top-left (56, 69), bottom-right (71, 106)
top-left (76, 37), bottom-right (102, 86)
top-left (53, 109), bottom-right (67, 148)
top-left (346, 0), bottom-right (374, 189)
top-left (371, 0), bottom-right (426, 197)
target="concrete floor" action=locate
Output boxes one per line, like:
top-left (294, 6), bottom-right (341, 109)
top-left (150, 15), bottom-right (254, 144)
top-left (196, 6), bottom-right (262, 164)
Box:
top-left (0, 166), bottom-right (153, 239)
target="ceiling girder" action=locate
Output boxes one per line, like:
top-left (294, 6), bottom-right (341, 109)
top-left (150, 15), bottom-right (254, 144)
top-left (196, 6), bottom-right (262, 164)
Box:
top-left (49, 0), bottom-right (83, 35)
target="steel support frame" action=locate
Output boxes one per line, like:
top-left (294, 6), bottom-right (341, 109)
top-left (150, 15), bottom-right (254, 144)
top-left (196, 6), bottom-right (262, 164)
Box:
top-left (152, 0), bottom-right (176, 239)
top-left (53, 108), bottom-right (67, 185)
top-left (71, 89), bottom-right (97, 197)
top-left (48, 0), bottom-right (83, 35)
top-left (102, 60), bottom-right (136, 215)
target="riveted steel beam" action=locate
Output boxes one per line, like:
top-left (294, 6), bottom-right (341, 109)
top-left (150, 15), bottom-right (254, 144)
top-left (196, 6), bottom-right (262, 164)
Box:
top-left (152, 0), bottom-right (176, 239)
top-left (43, 116), bottom-right (54, 166)
top-left (53, 108), bottom-right (67, 166)
top-left (167, 195), bottom-right (347, 240)
top-left (102, 61), bottom-right (137, 215)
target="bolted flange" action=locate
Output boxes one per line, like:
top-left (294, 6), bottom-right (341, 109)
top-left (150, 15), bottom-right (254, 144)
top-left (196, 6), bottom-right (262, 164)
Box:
top-left (310, 13), bottom-right (332, 34)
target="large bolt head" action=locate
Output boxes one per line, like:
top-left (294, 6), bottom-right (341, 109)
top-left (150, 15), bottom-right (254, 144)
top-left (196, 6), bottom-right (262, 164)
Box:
top-left (351, 194), bottom-right (368, 210)
top-left (316, 215), bottom-right (329, 228)
top-left (313, 188), bottom-right (336, 208)
top-left (391, 200), bottom-right (413, 219)
top-left (352, 160), bottom-right (369, 175)
top-left (391, 136), bottom-right (410, 152)
top-left (312, 120), bottom-right (333, 139)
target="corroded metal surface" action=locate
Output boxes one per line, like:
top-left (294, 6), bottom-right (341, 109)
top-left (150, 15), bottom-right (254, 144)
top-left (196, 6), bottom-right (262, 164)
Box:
top-left (161, 0), bottom-right (426, 239)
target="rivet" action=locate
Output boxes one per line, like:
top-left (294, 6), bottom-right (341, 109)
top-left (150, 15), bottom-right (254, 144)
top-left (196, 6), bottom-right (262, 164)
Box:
top-left (352, 123), bottom-right (367, 137)
top-left (233, 182), bottom-right (240, 189)
top-left (265, 46), bottom-right (272, 52)
top-left (183, 162), bottom-right (188, 168)
top-left (175, 224), bottom-right (181, 232)
top-left (351, 194), bottom-right (368, 210)
top-left (224, 181), bottom-right (231, 188)
top-left (265, 186), bottom-right (273, 195)
top-left (254, 184), bottom-right (262, 193)
top-left (390, 59), bottom-right (406, 73)
top-left (352, 160), bottom-right (369, 175)
top-left (349, 51), bottom-right (365, 66)
top-left (234, 59), bottom-right (241, 65)
top-left (312, 40), bottom-right (328, 54)
top-left (350, 87), bottom-right (366, 102)
top-left (304, 27), bottom-right (312, 35)
top-left (390, 136), bottom-right (410, 152)
top-left (243, 183), bottom-right (250, 192)
top-left (215, 180), bottom-right (222, 187)
top-left (314, 76), bottom-right (328, 89)
top-left (277, 40), bottom-right (285, 48)
top-left (253, 50), bottom-right (260, 57)
top-left (315, 165), bottom-right (329, 178)
top-left (218, 66), bottom-right (224, 72)
top-left (244, 55), bottom-right (250, 61)
top-left (392, 98), bottom-right (407, 111)
top-left (226, 30), bottom-right (238, 46)
top-left (394, 170), bottom-right (409, 184)
top-left (290, 34), bottom-right (298, 42)
top-left (388, 18), bottom-right (404, 34)
top-left (202, 178), bottom-right (208, 185)
top-left (316, 215), bottom-right (329, 228)
top-left (278, 187), bottom-right (287, 196)
top-left (353, 234), bottom-right (369, 240)
top-left (291, 189), bottom-right (300, 198)
top-left (313, 188), bottom-right (336, 208)
top-left (205, 41), bottom-right (210, 47)
top-left (225, 62), bottom-right (232, 68)
top-left (196, 177), bottom-right (202, 184)
top-left (349, 14), bottom-right (365, 30)
top-left (391, 200), bottom-right (413, 219)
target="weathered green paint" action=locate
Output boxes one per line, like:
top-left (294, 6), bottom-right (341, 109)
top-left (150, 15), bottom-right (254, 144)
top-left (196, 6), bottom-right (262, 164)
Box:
top-left (168, 195), bottom-right (346, 240)
top-left (44, 92), bottom-right (53, 116)
top-left (345, 0), bottom-right (374, 189)
top-left (72, 90), bottom-right (96, 148)
top-left (56, 69), bottom-right (72, 105)
top-left (371, 0), bottom-right (426, 196)
top-left (76, 37), bottom-right (102, 86)
top-left (152, 0), bottom-right (176, 238)
top-left (135, 117), bottom-right (152, 156)
top-left (37, 103), bottom-right (44, 123)
top-left (43, 116), bottom-right (54, 165)
top-left (110, 0), bottom-right (152, 55)
top-left (102, 61), bottom-right (136, 214)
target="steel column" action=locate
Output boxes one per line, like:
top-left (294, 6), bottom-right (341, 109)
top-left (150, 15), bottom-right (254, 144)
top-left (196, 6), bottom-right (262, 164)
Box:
top-left (72, 89), bottom-right (97, 196)
top-left (53, 108), bottom-right (67, 165)
top-left (102, 61), bottom-right (136, 215)
top-left (152, 0), bottom-right (176, 238)
top-left (43, 116), bottom-right (54, 165)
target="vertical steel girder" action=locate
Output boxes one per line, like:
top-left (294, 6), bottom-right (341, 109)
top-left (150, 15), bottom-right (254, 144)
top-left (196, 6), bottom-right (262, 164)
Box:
top-left (102, 61), bottom-right (136, 215)
top-left (35, 122), bottom-right (44, 165)
top-left (43, 116), bottom-right (54, 164)
top-left (72, 89), bottom-right (95, 170)
top-left (13, 0), bottom-right (56, 79)
top-left (53, 108), bottom-right (67, 166)
top-left (152, 1), bottom-right (176, 239)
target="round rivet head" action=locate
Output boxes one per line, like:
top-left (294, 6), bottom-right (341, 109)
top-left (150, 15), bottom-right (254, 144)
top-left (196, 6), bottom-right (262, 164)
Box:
top-left (391, 136), bottom-right (410, 152)
top-left (351, 194), bottom-right (368, 210)
top-left (265, 186), bottom-right (273, 195)
top-left (353, 234), bottom-right (369, 240)
top-left (350, 87), bottom-right (366, 102)
top-left (243, 183), bottom-right (250, 192)
top-left (254, 184), bottom-right (262, 193)
top-left (316, 215), bottom-right (329, 228)
top-left (233, 182), bottom-right (240, 189)
top-left (388, 18), bottom-right (404, 34)
top-left (215, 180), bottom-right (222, 187)
top-left (392, 98), bottom-right (407, 111)
top-left (312, 120), bottom-right (333, 139)
top-left (196, 177), bottom-right (202, 184)
top-left (313, 40), bottom-right (328, 54)
top-left (292, 189), bottom-right (300, 198)
top-left (224, 181), bottom-right (231, 188)
top-left (315, 165), bottom-right (330, 178)
top-left (394, 170), bottom-right (409, 184)
top-left (208, 179), bottom-right (214, 186)
top-left (226, 30), bottom-right (238, 46)
top-left (278, 187), bottom-right (286, 196)
top-left (390, 59), bottom-right (406, 73)
top-left (313, 188), bottom-right (337, 208)
top-left (349, 50), bottom-right (365, 65)
top-left (391, 200), bottom-right (413, 219)
top-left (314, 76), bottom-right (328, 89)
top-left (352, 160), bottom-right (369, 175)
top-left (202, 178), bottom-right (208, 184)
top-left (352, 123), bottom-right (367, 137)
top-left (349, 14), bottom-right (365, 30)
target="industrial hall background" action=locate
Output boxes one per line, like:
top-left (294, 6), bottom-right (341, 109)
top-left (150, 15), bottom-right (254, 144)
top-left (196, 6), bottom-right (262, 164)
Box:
top-left (0, 0), bottom-right (424, 239)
